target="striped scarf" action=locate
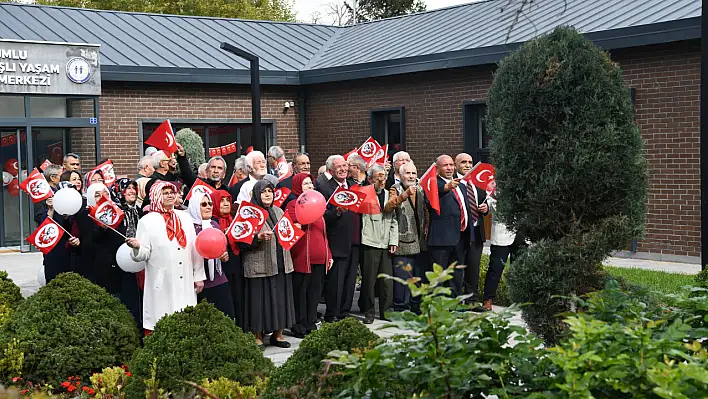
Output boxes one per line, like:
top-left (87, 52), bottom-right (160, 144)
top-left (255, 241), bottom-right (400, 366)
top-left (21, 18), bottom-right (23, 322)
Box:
top-left (149, 181), bottom-right (186, 248)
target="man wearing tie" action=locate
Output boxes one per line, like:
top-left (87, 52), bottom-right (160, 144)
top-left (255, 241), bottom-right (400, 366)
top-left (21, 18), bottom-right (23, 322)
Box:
top-left (426, 154), bottom-right (468, 296)
top-left (455, 153), bottom-right (488, 311)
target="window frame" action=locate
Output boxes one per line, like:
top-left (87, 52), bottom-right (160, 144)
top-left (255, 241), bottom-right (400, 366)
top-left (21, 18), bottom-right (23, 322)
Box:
top-left (369, 106), bottom-right (406, 151)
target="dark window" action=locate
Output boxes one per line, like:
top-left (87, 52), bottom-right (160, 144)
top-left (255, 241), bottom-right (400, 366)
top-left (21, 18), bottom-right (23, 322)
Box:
top-left (463, 101), bottom-right (489, 164)
top-left (370, 107), bottom-right (405, 158)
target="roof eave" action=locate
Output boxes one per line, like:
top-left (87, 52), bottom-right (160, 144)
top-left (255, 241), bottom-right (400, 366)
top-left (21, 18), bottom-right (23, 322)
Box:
top-left (101, 66), bottom-right (301, 85)
top-left (299, 17), bottom-right (701, 85)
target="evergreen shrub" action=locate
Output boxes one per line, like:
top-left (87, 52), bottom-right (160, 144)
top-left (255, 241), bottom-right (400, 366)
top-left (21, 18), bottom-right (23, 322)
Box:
top-left (0, 271), bottom-right (22, 326)
top-left (175, 128), bottom-right (206, 173)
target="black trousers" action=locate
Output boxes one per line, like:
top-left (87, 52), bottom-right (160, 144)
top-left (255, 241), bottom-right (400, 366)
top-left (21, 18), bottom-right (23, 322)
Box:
top-left (410, 251), bottom-right (431, 314)
top-left (463, 239), bottom-right (484, 302)
top-left (325, 256), bottom-right (349, 319)
top-left (485, 237), bottom-right (526, 301)
top-left (359, 246), bottom-right (393, 317)
top-left (341, 245), bottom-right (360, 315)
top-left (292, 264), bottom-right (325, 334)
top-left (429, 244), bottom-right (464, 297)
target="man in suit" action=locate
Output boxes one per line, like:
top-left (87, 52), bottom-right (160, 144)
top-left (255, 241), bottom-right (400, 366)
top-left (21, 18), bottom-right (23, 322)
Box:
top-left (455, 153), bottom-right (489, 311)
top-left (317, 154), bottom-right (358, 321)
top-left (426, 154), bottom-right (468, 297)
top-left (276, 152), bottom-right (311, 209)
top-left (315, 155), bottom-right (337, 190)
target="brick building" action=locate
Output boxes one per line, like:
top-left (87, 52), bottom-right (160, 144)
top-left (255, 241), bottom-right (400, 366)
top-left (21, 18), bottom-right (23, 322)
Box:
top-left (0, 0), bottom-right (701, 261)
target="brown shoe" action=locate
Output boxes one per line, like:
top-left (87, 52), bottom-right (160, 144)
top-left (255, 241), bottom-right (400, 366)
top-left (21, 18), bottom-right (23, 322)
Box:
top-left (483, 299), bottom-right (493, 311)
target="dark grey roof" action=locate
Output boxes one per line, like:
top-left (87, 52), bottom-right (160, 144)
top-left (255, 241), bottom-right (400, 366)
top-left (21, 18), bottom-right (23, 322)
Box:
top-left (0, 0), bottom-right (701, 85)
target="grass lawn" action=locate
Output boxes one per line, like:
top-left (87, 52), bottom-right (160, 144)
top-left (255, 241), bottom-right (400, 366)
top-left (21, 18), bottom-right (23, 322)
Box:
top-left (605, 266), bottom-right (697, 296)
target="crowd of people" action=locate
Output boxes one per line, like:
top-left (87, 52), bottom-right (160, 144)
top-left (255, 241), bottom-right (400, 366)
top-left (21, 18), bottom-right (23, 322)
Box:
top-left (35, 145), bottom-right (524, 348)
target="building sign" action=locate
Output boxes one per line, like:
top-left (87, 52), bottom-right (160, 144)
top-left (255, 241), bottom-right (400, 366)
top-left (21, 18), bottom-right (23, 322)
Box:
top-left (0, 39), bottom-right (100, 95)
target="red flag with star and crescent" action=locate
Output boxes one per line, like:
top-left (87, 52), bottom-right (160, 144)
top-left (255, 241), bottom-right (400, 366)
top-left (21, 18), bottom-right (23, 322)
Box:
top-left (273, 187), bottom-right (291, 208)
top-left (19, 168), bottom-right (53, 203)
top-left (463, 162), bottom-right (495, 192)
top-left (89, 196), bottom-right (125, 229)
top-left (39, 159), bottom-right (52, 171)
top-left (275, 212), bottom-right (304, 251)
top-left (144, 119), bottom-right (178, 156)
top-left (328, 186), bottom-right (366, 213)
top-left (420, 163), bottom-right (440, 215)
top-left (185, 178), bottom-right (216, 201)
top-left (26, 217), bottom-right (65, 254)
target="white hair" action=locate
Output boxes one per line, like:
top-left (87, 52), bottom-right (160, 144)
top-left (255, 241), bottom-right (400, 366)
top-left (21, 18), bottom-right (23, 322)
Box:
top-left (138, 155), bottom-right (153, 172)
top-left (151, 150), bottom-right (169, 168)
top-left (367, 164), bottom-right (385, 179)
top-left (267, 146), bottom-right (284, 159)
top-left (392, 151), bottom-right (410, 163)
top-left (348, 154), bottom-right (366, 171)
top-left (208, 156), bottom-right (226, 169)
top-left (234, 156), bottom-right (247, 172)
top-left (326, 155), bottom-right (344, 171)
top-left (245, 150), bottom-right (265, 169)
top-left (400, 162), bottom-right (416, 176)
top-left (197, 162), bottom-right (208, 175)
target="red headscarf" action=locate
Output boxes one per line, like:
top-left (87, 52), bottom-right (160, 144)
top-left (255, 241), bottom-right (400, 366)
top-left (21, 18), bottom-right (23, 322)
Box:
top-left (292, 173), bottom-right (316, 197)
top-left (149, 181), bottom-right (186, 248)
top-left (210, 190), bottom-right (238, 254)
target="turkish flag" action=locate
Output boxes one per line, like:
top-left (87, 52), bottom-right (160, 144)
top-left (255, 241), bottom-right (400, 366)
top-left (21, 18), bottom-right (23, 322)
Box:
top-left (228, 172), bottom-right (240, 187)
top-left (276, 159), bottom-right (292, 182)
top-left (144, 120), bottom-right (178, 156)
top-left (47, 141), bottom-right (63, 165)
top-left (246, 146), bottom-right (254, 154)
top-left (185, 178), bottom-right (216, 201)
top-left (226, 201), bottom-right (269, 244)
top-left (343, 147), bottom-right (358, 161)
top-left (420, 163), bottom-right (440, 215)
top-left (3, 158), bottom-right (18, 176)
top-left (94, 160), bottom-right (117, 187)
top-left (463, 162), bottom-right (495, 191)
top-left (27, 217), bottom-right (65, 254)
top-left (374, 144), bottom-right (388, 167)
top-left (19, 168), bottom-right (53, 203)
top-left (273, 187), bottom-right (291, 208)
top-left (357, 137), bottom-right (382, 165)
top-left (209, 147), bottom-right (221, 157)
top-left (89, 196), bottom-right (125, 229)
top-left (39, 159), bottom-right (52, 171)
top-left (351, 184), bottom-right (381, 215)
top-left (275, 212), bottom-right (304, 251)
top-left (328, 186), bottom-right (366, 213)
top-left (226, 143), bottom-right (237, 155)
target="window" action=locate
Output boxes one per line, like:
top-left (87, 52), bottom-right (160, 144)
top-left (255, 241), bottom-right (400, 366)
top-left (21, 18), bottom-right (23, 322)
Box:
top-left (370, 107), bottom-right (405, 157)
top-left (141, 120), bottom-right (275, 179)
top-left (463, 101), bottom-right (489, 164)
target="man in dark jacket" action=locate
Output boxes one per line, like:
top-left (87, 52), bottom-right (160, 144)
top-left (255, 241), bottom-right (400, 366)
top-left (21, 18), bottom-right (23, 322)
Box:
top-left (276, 152), bottom-right (311, 209)
top-left (144, 144), bottom-right (196, 208)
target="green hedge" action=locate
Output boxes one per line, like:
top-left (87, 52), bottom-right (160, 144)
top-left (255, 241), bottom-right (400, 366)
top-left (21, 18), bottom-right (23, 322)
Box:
top-left (127, 301), bottom-right (273, 397)
top-left (0, 273), bottom-right (139, 386)
top-left (0, 271), bottom-right (22, 326)
top-left (264, 318), bottom-right (378, 398)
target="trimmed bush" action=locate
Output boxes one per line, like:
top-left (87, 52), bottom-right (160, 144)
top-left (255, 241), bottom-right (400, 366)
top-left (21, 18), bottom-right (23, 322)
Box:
top-left (126, 301), bottom-right (273, 397)
top-left (264, 317), bottom-right (378, 399)
top-left (0, 273), bottom-right (139, 385)
top-left (175, 128), bottom-right (206, 173)
top-left (487, 27), bottom-right (647, 344)
top-left (695, 267), bottom-right (708, 289)
top-left (0, 271), bottom-right (23, 325)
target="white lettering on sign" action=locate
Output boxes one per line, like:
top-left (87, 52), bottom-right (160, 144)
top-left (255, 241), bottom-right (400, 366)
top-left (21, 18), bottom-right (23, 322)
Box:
top-left (0, 49), bottom-right (27, 60)
top-left (0, 75), bottom-right (51, 86)
top-left (0, 49), bottom-right (62, 88)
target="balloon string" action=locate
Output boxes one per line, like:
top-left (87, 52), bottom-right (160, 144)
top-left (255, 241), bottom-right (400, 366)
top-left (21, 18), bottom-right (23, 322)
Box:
top-left (47, 216), bottom-right (75, 240)
top-left (89, 215), bottom-right (127, 239)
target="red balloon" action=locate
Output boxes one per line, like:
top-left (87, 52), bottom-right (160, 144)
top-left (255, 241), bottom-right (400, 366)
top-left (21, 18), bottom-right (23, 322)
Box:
top-left (3, 158), bottom-right (19, 177)
top-left (295, 190), bottom-right (327, 225)
top-left (7, 178), bottom-right (19, 196)
top-left (195, 228), bottom-right (227, 259)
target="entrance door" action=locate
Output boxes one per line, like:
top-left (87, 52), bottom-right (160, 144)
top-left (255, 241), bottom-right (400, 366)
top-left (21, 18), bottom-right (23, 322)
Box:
top-left (1, 128), bottom-right (31, 249)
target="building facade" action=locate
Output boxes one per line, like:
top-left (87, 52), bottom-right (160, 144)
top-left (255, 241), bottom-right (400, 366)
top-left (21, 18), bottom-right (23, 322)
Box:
top-left (0, 1), bottom-right (701, 262)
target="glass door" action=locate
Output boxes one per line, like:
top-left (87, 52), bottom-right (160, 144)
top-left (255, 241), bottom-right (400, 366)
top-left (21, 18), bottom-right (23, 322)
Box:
top-left (1, 128), bottom-right (31, 249)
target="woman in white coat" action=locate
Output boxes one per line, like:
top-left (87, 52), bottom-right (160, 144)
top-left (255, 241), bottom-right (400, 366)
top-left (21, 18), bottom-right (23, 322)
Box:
top-left (126, 181), bottom-right (206, 335)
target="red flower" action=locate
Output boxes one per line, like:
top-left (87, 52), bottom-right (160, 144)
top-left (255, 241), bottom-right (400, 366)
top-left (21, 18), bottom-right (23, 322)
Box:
top-left (67, 385), bottom-right (76, 392)
top-left (20, 389), bottom-right (27, 395)
top-left (125, 372), bottom-right (132, 377)
top-left (12, 377), bottom-right (20, 383)
top-left (61, 381), bottom-right (71, 388)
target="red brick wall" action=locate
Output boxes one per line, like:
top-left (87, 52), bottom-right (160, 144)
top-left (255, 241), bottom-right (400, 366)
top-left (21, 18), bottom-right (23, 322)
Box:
top-left (97, 82), bottom-right (300, 177)
top-left (305, 40), bottom-right (701, 258)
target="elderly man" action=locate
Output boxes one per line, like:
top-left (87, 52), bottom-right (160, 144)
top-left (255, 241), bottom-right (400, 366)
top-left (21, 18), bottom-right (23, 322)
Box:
top-left (385, 151), bottom-right (411, 188)
top-left (315, 155), bottom-right (337, 190)
top-left (455, 153), bottom-right (488, 311)
top-left (136, 156), bottom-right (155, 179)
top-left (276, 152), bottom-right (311, 208)
top-left (348, 154), bottom-right (368, 185)
top-left (427, 154), bottom-right (467, 297)
top-left (143, 144), bottom-right (196, 208)
top-left (197, 163), bottom-right (208, 179)
top-left (228, 156), bottom-right (249, 187)
top-left (34, 164), bottom-right (62, 226)
top-left (317, 154), bottom-right (358, 322)
top-left (359, 164), bottom-right (398, 324)
top-left (63, 153), bottom-right (81, 172)
top-left (267, 145), bottom-right (290, 179)
top-left (235, 150), bottom-right (268, 203)
top-left (386, 162), bottom-right (428, 312)
top-left (205, 156), bottom-right (229, 191)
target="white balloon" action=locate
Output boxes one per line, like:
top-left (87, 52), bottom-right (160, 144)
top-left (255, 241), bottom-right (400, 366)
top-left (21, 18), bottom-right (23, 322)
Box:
top-left (37, 267), bottom-right (46, 287)
top-left (145, 146), bottom-right (158, 157)
top-left (2, 171), bottom-right (11, 186)
top-left (116, 243), bottom-right (145, 273)
top-left (53, 187), bottom-right (83, 216)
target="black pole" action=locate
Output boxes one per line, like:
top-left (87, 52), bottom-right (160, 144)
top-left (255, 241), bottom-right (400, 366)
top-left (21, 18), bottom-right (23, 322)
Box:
top-left (702, 5), bottom-right (707, 270)
top-left (220, 42), bottom-right (264, 152)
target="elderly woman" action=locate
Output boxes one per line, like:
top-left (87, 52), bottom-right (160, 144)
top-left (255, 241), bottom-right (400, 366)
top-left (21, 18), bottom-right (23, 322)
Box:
top-left (43, 179), bottom-right (81, 283)
top-left (285, 173), bottom-right (331, 338)
top-left (210, 190), bottom-right (245, 329)
top-left (86, 181), bottom-right (124, 294)
top-left (238, 180), bottom-right (295, 349)
top-left (188, 191), bottom-right (235, 319)
top-left (126, 181), bottom-right (206, 335)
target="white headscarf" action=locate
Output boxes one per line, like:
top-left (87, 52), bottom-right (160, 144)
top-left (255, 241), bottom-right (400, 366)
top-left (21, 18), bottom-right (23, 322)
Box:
top-left (86, 183), bottom-right (109, 208)
top-left (187, 191), bottom-right (221, 281)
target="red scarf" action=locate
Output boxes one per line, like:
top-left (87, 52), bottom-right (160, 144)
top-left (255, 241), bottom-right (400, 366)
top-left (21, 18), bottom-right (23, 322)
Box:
top-left (210, 190), bottom-right (238, 254)
top-left (149, 181), bottom-right (186, 248)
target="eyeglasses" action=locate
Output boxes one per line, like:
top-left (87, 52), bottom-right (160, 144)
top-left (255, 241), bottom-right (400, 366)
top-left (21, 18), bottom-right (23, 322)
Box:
top-left (200, 202), bottom-right (213, 207)
top-left (162, 191), bottom-right (176, 197)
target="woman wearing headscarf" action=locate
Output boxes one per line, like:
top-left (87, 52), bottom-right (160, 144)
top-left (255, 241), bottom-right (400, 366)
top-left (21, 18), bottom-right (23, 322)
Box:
top-left (126, 181), bottom-right (206, 335)
top-left (210, 190), bottom-right (245, 329)
top-left (69, 170), bottom-right (103, 281)
top-left (188, 191), bottom-right (235, 319)
top-left (86, 181), bottom-right (123, 294)
top-left (285, 173), bottom-right (332, 338)
top-left (238, 180), bottom-right (295, 349)
top-left (42, 179), bottom-right (81, 283)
